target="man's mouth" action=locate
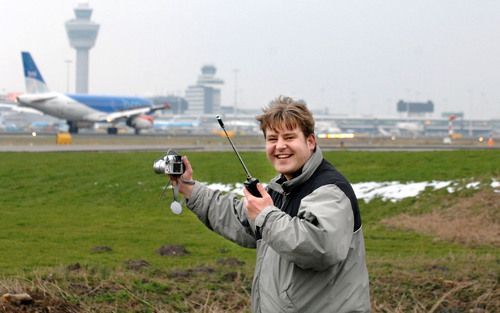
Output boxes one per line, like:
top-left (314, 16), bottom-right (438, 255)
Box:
top-left (275, 154), bottom-right (292, 159)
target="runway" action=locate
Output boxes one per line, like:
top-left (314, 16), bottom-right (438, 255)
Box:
top-left (0, 133), bottom-right (496, 152)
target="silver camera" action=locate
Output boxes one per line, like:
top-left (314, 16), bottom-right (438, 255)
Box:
top-left (153, 151), bottom-right (184, 175)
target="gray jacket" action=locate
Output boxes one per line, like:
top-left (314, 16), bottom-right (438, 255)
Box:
top-left (186, 147), bottom-right (370, 312)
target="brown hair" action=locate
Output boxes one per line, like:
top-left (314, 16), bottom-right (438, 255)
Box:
top-left (256, 96), bottom-right (315, 137)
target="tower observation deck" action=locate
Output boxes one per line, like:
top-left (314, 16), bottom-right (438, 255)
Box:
top-left (65, 3), bottom-right (99, 93)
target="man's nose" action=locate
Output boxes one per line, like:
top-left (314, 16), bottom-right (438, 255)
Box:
top-left (276, 137), bottom-right (287, 149)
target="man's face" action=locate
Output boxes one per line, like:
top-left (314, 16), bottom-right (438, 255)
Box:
top-left (265, 126), bottom-right (316, 180)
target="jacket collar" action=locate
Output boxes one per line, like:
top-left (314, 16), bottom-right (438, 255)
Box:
top-left (268, 146), bottom-right (323, 194)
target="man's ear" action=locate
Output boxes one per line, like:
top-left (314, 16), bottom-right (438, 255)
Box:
top-left (307, 134), bottom-right (317, 151)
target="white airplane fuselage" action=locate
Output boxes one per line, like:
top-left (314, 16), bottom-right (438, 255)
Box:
top-left (17, 93), bottom-right (96, 121)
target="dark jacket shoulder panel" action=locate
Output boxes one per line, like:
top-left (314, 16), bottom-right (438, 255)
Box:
top-left (269, 159), bottom-right (362, 231)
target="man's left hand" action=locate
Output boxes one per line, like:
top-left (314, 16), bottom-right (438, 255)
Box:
top-left (243, 183), bottom-right (273, 221)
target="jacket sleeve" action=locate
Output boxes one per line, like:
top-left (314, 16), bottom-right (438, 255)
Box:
top-left (185, 182), bottom-right (257, 248)
top-left (254, 184), bottom-right (354, 271)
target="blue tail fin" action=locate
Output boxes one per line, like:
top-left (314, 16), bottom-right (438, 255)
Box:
top-left (21, 51), bottom-right (50, 94)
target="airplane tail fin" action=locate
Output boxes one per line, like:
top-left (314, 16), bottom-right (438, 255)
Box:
top-left (21, 51), bottom-right (50, 94)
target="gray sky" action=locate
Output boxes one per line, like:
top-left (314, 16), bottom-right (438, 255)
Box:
top-left (1, 0), bottom-right (499, 119)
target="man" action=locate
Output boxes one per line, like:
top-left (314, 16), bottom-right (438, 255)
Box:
top-left (171, 96), bottom-right (370, 312)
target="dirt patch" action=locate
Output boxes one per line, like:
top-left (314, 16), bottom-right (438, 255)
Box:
top-left (0, 290), bottom-right (80, 313)
top-left (192, 266), bottom-right (215, 274)
top-left (221, 272), bottom-right (240, 282)
top-left (167, 269), bottom-right (192, 278)
top-left (217, 257), bottom-right (245, 267)
top-left (124, 259), bottom-right (150, 271)
top-left (382, 189), bottom-right (500, 246)
top-left (168, 266), bottom-right (215, 279)
top-left (157, 244), bottom-right (189, 256)
top-left (66, 262), bottom-right (82, 271)
top-left (90, 246), bottom-right (112, 253)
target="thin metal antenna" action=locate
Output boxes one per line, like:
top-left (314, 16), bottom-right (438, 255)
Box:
top-left (216, 115), bottom-right (252, 180)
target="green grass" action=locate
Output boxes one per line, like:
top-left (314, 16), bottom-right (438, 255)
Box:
top-left (325, 150), bottom-right (499, 182)
top-left (0, 150), bottom-right (498, 275)
top-left (0, 150), bottom-right (498, 311)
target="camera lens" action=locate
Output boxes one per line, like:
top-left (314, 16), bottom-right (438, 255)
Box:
top-left (153, 159), bottom-right (165, 174)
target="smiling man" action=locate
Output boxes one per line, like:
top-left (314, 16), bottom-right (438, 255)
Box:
top-left (171, 96), bottom-right (370, 312)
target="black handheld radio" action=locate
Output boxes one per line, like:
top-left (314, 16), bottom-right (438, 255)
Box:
top-left (216, 115), bottom-right (261, 197)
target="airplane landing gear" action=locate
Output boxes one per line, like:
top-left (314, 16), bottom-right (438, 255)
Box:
top-left (67, 121), bottom-right (79, 134)
top-left (107, 127), bottom-right (118, 135)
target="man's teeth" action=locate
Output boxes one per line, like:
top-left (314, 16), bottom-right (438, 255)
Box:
top-left (276, 154), bottom-right (291, 159)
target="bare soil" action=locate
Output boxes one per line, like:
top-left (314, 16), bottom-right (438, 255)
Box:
top-left (382, 189), bottom-right (500, 247)
top-left (157, 244), bottom-right (189, 256)
top-left (1, 289), bottom-right (80, 312)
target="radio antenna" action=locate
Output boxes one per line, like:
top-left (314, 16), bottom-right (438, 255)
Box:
top-left (216, 115), bottom-right (252, 180)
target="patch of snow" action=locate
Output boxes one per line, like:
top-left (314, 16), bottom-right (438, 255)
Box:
top-left (491, 178), bottom-right (499, 189)
top-left (353, 181), bottom-right (438, 203)
top-left (181, 177), bottom-right (498, 203)
top-left (429, 181), bottom-right (452, 190)
top-left (466, 181), bottom-right (480, 189)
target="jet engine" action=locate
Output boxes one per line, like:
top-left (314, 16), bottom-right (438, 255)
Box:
top-left (126, 115), bottom-right (154, 134)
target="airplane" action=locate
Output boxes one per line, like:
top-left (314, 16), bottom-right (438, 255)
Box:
top-left (153, 116), bottom-right (201, 134)
top-left (16, 52), bottom-right (169, 134)
top-left (377, 121), bottom-right (424, 137)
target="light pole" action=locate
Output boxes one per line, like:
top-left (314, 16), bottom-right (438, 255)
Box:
top-left (65, 59), bottom-right (72, 93)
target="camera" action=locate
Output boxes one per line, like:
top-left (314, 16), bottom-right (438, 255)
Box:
top-left (153, 151), bottom-right (184, 175)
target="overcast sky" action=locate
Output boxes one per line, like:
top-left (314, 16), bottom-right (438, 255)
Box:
top-left (1, 0), bottom-right (499, 119)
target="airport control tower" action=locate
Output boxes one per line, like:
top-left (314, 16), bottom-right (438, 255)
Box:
top-left (65, 3), bottom-right (99, 93)
top-left (185, 65), bottom-right (224, 114)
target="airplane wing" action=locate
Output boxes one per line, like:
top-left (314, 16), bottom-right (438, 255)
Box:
top-left (84, 103), bottom-right (169, 123)
top-left (17, 92), bottom-right (59, 105)
top-left (0, 103), bottom-right (44, 115)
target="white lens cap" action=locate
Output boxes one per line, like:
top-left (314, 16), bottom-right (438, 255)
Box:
top-left (170, 201), bottom-right (183, 215)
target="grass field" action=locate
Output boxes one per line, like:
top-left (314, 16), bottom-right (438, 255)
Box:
top-left (0, 150), bottom-right (498, 312)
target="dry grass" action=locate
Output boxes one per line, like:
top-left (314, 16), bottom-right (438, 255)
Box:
top-left (1, 264), bottom-right (253, 313)
top-left (370, 270), bottom-right (499, 313)
top-left (382, 188), bottom-right (500, 247)
top-left (1, 261), bottom-right (498, 313)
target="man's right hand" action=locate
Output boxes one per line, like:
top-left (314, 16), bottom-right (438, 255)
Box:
top-left (169, 156), bottom-right (195, 199)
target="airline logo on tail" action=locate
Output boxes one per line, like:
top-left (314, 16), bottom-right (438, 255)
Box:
top-left (21, 51), bottom-right (49, 94)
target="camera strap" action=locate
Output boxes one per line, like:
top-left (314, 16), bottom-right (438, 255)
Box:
top-left (170, 183), bottom-right (183, 215)
top-left (172, 183), bottom-right (180, 202)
